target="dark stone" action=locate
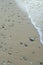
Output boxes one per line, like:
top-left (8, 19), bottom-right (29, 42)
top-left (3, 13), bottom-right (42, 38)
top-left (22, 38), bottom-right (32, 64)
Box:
top-left (9, 2), bottom-right (12, 4)
top-left (29, 37), bottom-right (35, 41)
top-left (1, 42), bottom-right (3, 44)
top-left (18, 15), bottom-right (20, 17)
top-left (20, 42), bottom-right (23, 45)
top-left (8, 52), bottom-right (12, 55)
top-left (1, 24), bottom-right (6, 29)
top-left (7, 60), bottom-right (12, 63)
top-left (38, 46), bottom-right (41, 48)
top-left (2, 25), bottom-right (5, 28)
top-left (0, 45), bottom-right (3, 48)
top-left (24, 44), bottom-right (28, 47)
top-left (40, 61), bottom-right (43, 65)
top-left (8, 19), bottom-right (10, 22)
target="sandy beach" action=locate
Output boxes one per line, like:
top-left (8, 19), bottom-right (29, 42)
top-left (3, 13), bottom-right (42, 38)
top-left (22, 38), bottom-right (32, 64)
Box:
top-left (0, 0), bottom-right (43, 65)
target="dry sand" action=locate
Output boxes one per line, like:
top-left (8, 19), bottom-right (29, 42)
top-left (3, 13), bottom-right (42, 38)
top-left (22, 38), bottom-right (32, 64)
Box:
top-left (0, 0), bottom-right (43, 65)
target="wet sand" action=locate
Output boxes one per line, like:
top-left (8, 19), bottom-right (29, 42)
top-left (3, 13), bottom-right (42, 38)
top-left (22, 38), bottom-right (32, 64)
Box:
top-left (0, 0), bottom-right (43, 65)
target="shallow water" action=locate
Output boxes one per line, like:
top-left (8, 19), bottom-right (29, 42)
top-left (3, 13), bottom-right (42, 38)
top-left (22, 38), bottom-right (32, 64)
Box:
top-left (15, 0), bottom-right (43, 44)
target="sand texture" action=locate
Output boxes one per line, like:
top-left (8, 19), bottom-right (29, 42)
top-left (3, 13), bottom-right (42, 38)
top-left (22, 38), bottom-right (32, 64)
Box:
top-left (0, 0), bottom-right (43, 65)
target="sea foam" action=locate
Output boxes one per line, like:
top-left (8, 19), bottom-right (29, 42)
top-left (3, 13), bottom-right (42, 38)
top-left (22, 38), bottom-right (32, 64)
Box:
top-left (15, 0), bottom-right (43, 44)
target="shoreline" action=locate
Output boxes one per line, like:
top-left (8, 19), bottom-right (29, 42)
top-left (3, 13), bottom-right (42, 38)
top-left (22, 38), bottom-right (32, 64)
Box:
top-left (15, 0), bottom-right (43, 44)
top-left (0, 0), bottom-right (43, 65)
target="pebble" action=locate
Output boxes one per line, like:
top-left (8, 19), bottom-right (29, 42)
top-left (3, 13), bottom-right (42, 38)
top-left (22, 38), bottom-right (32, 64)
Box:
top-left (7, 60), bottom-right (12, 65)
top-left (2, 26), bottom-right (5, 28)
top-left (1, 42), bottom-right (4, 44)
top-left (40, 61), bottom-right (43, 65)
top-left (0, 45), bottom-right (3, 48)
top-left (7, 60), bottom-right (12, 63)
top-left (38, 46), bottom-right (41, 48)
top-left (1, 24), bottom-right (6, 29)
top-left (32, 51), bottom-right (35, 54)
top-left (22, 56), bottom-right (28, 61)
top-left (20, 56), bottom-right (28, 61)
top-left (9, 35), bottom-right (12, 38)
top-left (8, 19), bottom-right (10, 22)
top-left (9, 2), bottom-right (12, 4)
top-left (8, 52), bottom-right (12, 55)
top-left (24, 44), bottom-right (28, 47)
top-left (20, 42), bottom-right (23, 45)
top-left (29, 37), bottom-right (35, 41)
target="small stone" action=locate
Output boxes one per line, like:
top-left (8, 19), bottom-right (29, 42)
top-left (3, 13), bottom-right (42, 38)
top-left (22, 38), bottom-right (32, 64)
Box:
top-left (9, 35), bottom-right (12, 38)
top-left (9, 2), bottom-right (12, 4)
top-left (1, 25), bottom-right (5, 29)
top-left (20, 42), bottom-right (23, 45)
top-left (7, 60), bottom-right (12, 63)
top-left (1, 42), bottom-right (3, 44)
top-left (7, 60), bottom-right (12, 65)
top-left (8, 52), bottom-right (12, 55)
top-left (24, 44), bottom-right (28, 47)
top-left (8, 19), bottom-right (10, 22)
top-left (38, 46), bottom-right (41, 48)
top-left (1, 24), bottom-right (6, 29)
top-left (40, 61), bottom-right (43, 65)
top-left (20, 56), bottom-right (28, 61)
top-left (23, 56), bottom-right (28, 61)
top-left (0, 45), bottom-right (3, 48)
top-left (29, 37), bottom-right (35, 41)
top-left (18, 15), bottom-right (20, 17)
top-left (32, 51), bottom-right (35, 54)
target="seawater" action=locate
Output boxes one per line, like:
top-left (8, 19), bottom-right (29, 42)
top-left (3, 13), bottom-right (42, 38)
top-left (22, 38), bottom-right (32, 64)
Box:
top-left (15, 0), bottom-right (43, 44)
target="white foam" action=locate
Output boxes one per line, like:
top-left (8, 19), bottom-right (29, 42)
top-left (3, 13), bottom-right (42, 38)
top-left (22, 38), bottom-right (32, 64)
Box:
top-left (15, 0), bottom-right (43, 44)
top-left (15, 0), bottom-right (26, 12)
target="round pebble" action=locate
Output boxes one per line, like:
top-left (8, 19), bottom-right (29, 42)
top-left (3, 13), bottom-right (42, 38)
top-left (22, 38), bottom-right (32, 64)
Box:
top-left (20, 56), bottom-right (28, 61)
top-left (0, 45), bottom-right (3, 48)
top-left (40, 61), bottom-right (43, 65)
top-left (20, 42), bottom-right (23, 45)
top-left (24, 44), bottom-right (28, 47)
top-left (29, 37), bottom-right (35, 41)
top-left (22, 56), bottom-right (28, 61)
top-left (8, 52), bottom-right (12, 55)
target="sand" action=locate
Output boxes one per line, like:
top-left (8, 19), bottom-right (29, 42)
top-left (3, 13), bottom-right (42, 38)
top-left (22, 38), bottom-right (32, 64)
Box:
top-left (0, 0), bottom-right (43, 65)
